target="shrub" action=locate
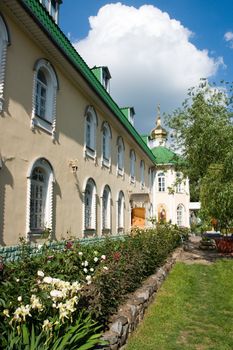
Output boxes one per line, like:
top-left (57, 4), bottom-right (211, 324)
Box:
top-left (0, 224), bottom-right (184, 347)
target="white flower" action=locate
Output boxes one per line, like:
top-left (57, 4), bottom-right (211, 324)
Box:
top-left (30, 295), bottom-right (43, 311)
top-left (94, 257), bottom-right (98, 263)
top-left (50, 290), bottom-right (63, 300)
top-left (85, 275), bottom-right (92, 284)
top-left (71, 282), bottom-right (81, 294)
top-left (15, 278), bottom-right (20, 282)
top-left (83, 268), bottom-right (88, 273)
top-left (90, 268), bottom-right (94, 272)
top-left (103, 266), bottom-right (109, 271)
top-left (43, 276), bottom-right (53, 284)
top-left (84, 260), bottom-right (88, 267)
top-left (78, 252), bottom-right (83, 256)
top-left (17, 296), bottom-right (22, 302)
top-left (3, 309), bottom-right (10, 318)
top-left (42, 319), bottom-right (53, 331)
top-left (37, 270), bottom-right (44, 277)
top-left (13, 304), bottom-right (31, 322)
top-left (101, 255), bottom-right (106, 260)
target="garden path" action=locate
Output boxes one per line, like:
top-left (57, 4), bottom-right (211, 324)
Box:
top-left (178, 234), bottom-right (233, 265)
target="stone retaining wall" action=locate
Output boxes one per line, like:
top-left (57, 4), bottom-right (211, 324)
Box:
top-left (101, 247), bottom-right (183, 350)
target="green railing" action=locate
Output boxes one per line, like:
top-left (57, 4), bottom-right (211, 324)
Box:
top-left (0, 235), bottom-right (125, 262)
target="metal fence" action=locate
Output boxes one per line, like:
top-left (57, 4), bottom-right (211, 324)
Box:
top-left (0, 235), bottom-right (125, 263)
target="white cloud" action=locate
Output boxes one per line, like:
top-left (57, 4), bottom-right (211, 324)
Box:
top-left (224, 31), bottom-right (233, 48)
top-left (74, 3), bottom-right (223, 133)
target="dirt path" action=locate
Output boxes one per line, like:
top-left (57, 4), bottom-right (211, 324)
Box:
top-left (178, 235), bottom-right (233, 265)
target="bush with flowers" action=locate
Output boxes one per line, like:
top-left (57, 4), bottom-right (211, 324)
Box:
top-left (0, 224), bottom-right (186, 348)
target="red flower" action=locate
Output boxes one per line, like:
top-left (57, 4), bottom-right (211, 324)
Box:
top-left (65, 241), bottom-right (73, 249)
top-left (113, 252), bottom-right (121, 261)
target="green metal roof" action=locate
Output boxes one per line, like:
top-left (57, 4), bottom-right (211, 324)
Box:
top-left (19, 0), bottom-right (157, 164)
top-left (141, 135), bottom-right (148, 144)
top-left (151, 146), bottom-right (181, 165)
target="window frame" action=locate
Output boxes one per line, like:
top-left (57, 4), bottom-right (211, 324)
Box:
top-left (39, 0), bottom-right (59, 23)
top-left (101, 185), bottom-right (111, 233)
top-left (31, 59), bottom-right (58, 139)
top-left (84, 106), bottom-right (98, 160)
top-left (130, 150), bottom-right (136, 183)
top-left (26, 158), bottom-right (54, 237)
top-left (176, 172), bottom-right (182, 193)
top-left (116, 136), bottom-right (125, 176)
top-left (117, 191), bottom-right (125, 233)
top-left (101, 122), bottom-right (112, 168)
top-left (177, 204), bottom-right (185, 226)
top-left (157, 172), bottom-right (166, 192)
top-left (140, 160), bottom-right (145, 188)
top-left (0, 15), bottom-right (10, 113)
top-left (83, 178), bottom-right (97, 234)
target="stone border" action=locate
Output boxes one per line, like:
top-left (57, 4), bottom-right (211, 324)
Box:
top-left (101, 247), bottom-right (183, 350)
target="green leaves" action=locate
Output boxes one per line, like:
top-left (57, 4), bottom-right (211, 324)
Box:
top-left (168, 79), bottom-right (233, 202)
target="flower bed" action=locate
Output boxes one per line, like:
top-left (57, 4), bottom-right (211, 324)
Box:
top-left (0, 224), bottom-right (187, 349)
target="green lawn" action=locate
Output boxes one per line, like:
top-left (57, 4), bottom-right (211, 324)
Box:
top-left (126, 260), bottom-right (233, 350)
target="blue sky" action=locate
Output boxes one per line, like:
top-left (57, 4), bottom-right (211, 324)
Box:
top-left (60, 1), bottom-right (233, 133)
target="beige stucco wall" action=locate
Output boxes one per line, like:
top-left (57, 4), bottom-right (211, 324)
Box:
top-left (153, 168), bottom-right (190, 227)
top-left (0, 10), bottom-right (153, 245)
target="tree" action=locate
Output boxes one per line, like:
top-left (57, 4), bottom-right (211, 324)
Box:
top-left (167, 79), bottom-right (233, 201)
top-left (200, 164), bottom-right (233, 231)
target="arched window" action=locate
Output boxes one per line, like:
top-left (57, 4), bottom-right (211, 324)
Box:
top-left (102, 185), bottom-right (111, 232)
top-left (158, 172), bottom-right (165, 192)
top-left (31, 59), bottom-right (58, 139)
top-left (117, 136), bottom-right (125, 175)
top-left (130, 150), bottom-right (136, 182)
top-left (176, 172), bottom-right (182, 193)
top-left (84, 178), bottom-right (97, 231)
top-left (140, 160), bottom-right (145, 188)
top-left (27, 158), bottom-right (54, 234)
top-left (0, 15), bottom-right (10, 112)
top-left (177, 204), bottom-right (185, 226)
top-left (117, 191), bottom-right (125, 233)
top-left (102, 122), bottom-right (112, 166)
top-left (84, 106), bottom-right (98, 159)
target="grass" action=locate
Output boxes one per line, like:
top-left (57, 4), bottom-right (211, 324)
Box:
top-left (126, 260), bottom-right (233, 350)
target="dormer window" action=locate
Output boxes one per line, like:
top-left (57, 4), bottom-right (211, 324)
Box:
top-left (91, 66), bottom-right (111, 93)
top-left (121, 107), bottom-right (135, 126)
top-left (39, 0), bottom-right (61, 24)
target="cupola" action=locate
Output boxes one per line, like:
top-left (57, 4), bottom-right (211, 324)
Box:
top-left (149, 105), bottom-right (167, 148)
top-left (39, 0), bottom-right (62, 24)
top-left (91, 66), bottom-right (111, 93)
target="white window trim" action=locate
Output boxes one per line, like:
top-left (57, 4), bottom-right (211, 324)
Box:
top-left (177, 204), bottom-right (185, 226)
top-left (26, 158), bottom-right (55, 238)
top-left (39, 0), bottom-right (59, 23)
top-left (130, 150), bottom-right (136, 183)
top-left (101, 185), bottom-right (111, 233)
top-left (117, 191), bottom-right (125, 233)
top-left (157, 172), bottom-right (166, 192)
top-left (84, 106), bottom-right (98, 161)
top-left (101, 122), bottom-right (112, 169)
top-left (176, 173), bottom-right (183, 193)
top-left (0, 15), bottom-right (9, 113)
top-left (116, 137), bottom-right (125, 177)
top-left (83, 178), bottom-right (97, 234)
top-left (31, 59), bottom-right (58, 140)
top-left (140, 160), bottom-right (145, 189)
